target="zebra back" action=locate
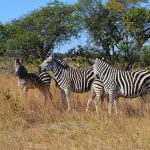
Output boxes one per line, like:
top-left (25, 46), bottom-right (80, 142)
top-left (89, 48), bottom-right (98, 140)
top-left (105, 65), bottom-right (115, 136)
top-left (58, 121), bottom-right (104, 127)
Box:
top-left (50, 57), bottom-right (100, 93)
top-left (35, 71), bottom-right (51, 89)
top-left (94, 58), bottom-right (150, 97)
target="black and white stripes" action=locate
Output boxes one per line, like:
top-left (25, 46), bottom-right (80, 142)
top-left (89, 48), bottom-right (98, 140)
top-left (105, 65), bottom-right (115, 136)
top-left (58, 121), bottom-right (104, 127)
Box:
top-left (15, 58), bottom-right (52, 105)
top-left (93, 58), bottom-right (150, 115)
top-left (40, 55), bottom-right (104, 112)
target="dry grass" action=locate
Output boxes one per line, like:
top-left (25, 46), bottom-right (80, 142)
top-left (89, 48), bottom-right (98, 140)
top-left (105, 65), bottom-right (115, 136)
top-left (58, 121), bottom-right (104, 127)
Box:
top-left (0, 73), bottom-right (150, 150)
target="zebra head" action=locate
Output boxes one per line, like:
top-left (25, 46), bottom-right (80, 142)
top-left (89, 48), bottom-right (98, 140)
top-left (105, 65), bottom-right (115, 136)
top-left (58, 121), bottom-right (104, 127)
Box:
top-left (39, 54), bottom-right (54, 71)
top-left (14, 58), bottom-right (27, 76)
top-left (92, 58), bottom-right (105, 79)
top-left (14, 58), bottom-right (21, 72)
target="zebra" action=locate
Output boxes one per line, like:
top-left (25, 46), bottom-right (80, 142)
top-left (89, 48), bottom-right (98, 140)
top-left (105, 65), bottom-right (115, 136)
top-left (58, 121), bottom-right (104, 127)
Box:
top-left (14, 58), bottom-right (52, 105)
top-left (39, 54), bottom-right (105, 113)
top-left (92, 58), bottom-right (150, 115)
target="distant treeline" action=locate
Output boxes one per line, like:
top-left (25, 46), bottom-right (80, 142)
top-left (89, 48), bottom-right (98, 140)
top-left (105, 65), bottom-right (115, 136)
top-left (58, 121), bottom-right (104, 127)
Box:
top-left (0, 0), bottom-right (150, 70)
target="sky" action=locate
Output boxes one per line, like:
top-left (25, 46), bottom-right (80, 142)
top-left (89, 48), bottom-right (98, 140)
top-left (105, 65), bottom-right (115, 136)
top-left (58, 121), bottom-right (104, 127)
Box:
top-left (1, 1), bottom-right (148, 53)
top-left (0, 0), bottom-right (86, 53)
top-left (0, 0), bottom-right (78, 23)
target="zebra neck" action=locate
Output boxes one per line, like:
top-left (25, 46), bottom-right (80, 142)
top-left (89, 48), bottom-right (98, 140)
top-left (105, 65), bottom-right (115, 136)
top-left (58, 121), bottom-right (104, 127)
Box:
top-left (52, 65), bottom-right (66, 82)
top-left (17, 71), bottom-right (28, 79)
top-left (99, 63), bottom-right (116, 81)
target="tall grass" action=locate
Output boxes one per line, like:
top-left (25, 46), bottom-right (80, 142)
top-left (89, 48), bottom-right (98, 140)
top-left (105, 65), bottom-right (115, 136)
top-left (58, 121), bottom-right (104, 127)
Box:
top-left (0, 74), bottom-right (150, 150)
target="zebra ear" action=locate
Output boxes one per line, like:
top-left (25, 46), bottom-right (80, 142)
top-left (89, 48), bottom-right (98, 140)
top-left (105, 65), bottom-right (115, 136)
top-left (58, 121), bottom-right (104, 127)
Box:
top-left (47, 52), bottom-right (54, 58)
top-left (15, 57), bottom-right (20, 64)
top-left (51, 53), bottom-right (54, 58)
top-left (47, 51), bottom-right (54, 58)
top-left (48, 53), bottom-right (54, 60)
top-left (47, 51), bottom-right (52, 56)
top-left (19, 57), bottom-right (23, 63)
top-left (89, 58), bottom-right (95, 64)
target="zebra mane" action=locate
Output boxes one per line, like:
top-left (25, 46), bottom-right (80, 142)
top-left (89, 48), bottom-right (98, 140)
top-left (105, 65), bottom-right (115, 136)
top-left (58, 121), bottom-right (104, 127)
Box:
top-left (53, 57), bottom-right (69, 69)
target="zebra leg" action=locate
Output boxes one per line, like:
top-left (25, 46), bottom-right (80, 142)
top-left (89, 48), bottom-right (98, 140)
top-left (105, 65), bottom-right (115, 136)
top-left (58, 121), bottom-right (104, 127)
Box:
top-left (44, 90), bottom-right (51, 105)
top-left (23, 86), bottom-right (28, 99)
top-left (94, 96), bottom-right (99, 114)
top-left (106, 93), bottom-right (109, 104)
top-left (114, 98), bottom-right (119, 116)
top-left (60, 90), bottom-right (68, 110)
top-left (44, 92), bottom-right (54, 112)
top-left (61, 90), bottom-right (66, 104)
top-left (94, 91), bottom-right (103, 114)
top-left (49, 92), bottom-right (52, 101)
top-left (64, 89), bottom-right (71, 111)
top-left (19, 87), bottom-right (23, 97)
top-left (140, 95), bottom-right (147, 114)
top-left (44, 94), bottom-right (48, 106)
top-left (108, 94), bottom-right (114, 116)
top-left (46, 88), bottom-right (53, 101)
top-left (86, 89), bottom-right (95, 112)
top-left (45, 86), bottom-right (52, 101)
top-left (100, 92), bottom-right (106, 110)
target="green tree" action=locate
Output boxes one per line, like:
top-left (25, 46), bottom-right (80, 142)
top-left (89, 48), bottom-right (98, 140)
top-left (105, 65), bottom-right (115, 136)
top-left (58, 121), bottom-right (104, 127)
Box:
top-left (121, 7), bottom-right (150, 69)
top-left (139, 46), bottom-right (150, 68)
top-left (0, 23), bottom-right (8, 55)
top-left (4, 1), bottom-right (82, 60)
top-left (77, 0), bottom-right (123, 62)
top-left (77, 0), bottom-right (150, 69)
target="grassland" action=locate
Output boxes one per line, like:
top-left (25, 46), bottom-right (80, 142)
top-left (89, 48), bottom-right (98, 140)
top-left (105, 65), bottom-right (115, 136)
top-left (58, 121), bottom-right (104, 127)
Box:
top-left (0, 73), bottom-right (150, 150)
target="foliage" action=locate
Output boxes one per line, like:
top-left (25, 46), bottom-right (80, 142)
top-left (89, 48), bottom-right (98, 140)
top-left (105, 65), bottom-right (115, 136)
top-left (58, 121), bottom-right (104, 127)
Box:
top-left (122, 7), bottom-right (150, 44)
top-left (0, 0), bottom-right (149, 69)
top-left (67, 45), bottom-right (102, 58)
top-left (121, 7), bottom-right (150, 69)
top-left (77, 0), bottom-right (150, 69)
top-left (106, 0), bottom-right (124, 10)
top-left (77, 0), bottom-right (124, 62)
top-left (0, 24), bottom-right (8, 55)
top-left (106, 0), bottom-right (147, 10)
top-left (1, 1), bottom-right (82, 60)
top-left (66, 45), bottom-right (103, 67)
top-left (138, 46), bottom-right (150, 68)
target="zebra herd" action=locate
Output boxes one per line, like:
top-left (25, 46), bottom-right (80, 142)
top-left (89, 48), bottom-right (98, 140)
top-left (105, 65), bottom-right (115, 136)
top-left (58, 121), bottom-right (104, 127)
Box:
top-left (15, 54), bottom-right (150, 115)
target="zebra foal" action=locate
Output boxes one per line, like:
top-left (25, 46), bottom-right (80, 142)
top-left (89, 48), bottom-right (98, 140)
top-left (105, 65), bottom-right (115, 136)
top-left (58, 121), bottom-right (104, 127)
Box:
top-left (15, 58), bottom-right (52, 105)
top-left (39, 54), bottom-right (104, 113)
top-left (92, 58), bottom-right (150, 115)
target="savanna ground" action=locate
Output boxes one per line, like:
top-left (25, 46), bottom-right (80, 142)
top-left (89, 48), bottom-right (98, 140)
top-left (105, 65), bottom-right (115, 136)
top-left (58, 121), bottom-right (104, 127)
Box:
top-left (0, 73), bottom-right (150, 150)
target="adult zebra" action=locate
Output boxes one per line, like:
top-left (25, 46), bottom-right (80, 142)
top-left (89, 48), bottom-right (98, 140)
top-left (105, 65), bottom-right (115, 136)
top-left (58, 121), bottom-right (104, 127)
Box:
top-left (92, 58), bottom-right (150, 115)
top-left (39, 54), bottom-right (104, 113)
top-left (15, 58), bottom-right (52, 105)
